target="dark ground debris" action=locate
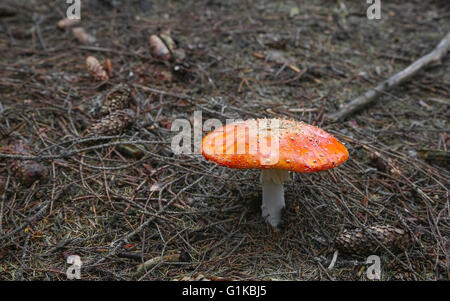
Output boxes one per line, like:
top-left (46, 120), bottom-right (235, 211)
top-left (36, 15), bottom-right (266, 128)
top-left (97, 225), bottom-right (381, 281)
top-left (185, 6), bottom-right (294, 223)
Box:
top-left (0, 0), bottom-right (449, 280)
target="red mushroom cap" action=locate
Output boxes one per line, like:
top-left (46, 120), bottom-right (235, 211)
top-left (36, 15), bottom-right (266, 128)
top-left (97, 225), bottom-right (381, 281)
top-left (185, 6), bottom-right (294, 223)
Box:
top-left (201, 118), bottom-right (348, 173)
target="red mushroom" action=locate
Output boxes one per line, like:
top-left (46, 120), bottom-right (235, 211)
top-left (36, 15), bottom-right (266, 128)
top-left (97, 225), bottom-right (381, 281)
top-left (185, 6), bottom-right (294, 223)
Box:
top-left (201, 118), bottom-right (348, 227)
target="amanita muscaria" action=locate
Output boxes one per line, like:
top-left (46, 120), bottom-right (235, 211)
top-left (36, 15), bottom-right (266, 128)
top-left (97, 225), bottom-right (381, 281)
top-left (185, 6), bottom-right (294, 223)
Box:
top-left (201, 118), bottom-right (349, 227)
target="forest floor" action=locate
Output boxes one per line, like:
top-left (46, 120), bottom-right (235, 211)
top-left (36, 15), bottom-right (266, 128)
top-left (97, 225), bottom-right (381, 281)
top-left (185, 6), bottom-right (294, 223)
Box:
top-left (0, 0), bottom-right (449, 280)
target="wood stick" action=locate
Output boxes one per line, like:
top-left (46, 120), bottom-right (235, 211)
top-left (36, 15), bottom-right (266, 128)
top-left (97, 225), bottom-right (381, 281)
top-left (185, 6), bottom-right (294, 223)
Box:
top-left (328, 31), bottom-right (450, 121)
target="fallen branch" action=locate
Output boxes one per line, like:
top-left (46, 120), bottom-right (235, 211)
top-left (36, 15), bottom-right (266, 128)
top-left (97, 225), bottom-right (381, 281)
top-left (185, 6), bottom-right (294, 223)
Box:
top-left (328, 31), bottom-right (450, 121)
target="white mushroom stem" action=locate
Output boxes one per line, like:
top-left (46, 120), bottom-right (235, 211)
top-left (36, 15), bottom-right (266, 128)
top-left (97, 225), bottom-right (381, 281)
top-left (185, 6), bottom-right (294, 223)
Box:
top-left (260, 169), bottom-right (290, 227)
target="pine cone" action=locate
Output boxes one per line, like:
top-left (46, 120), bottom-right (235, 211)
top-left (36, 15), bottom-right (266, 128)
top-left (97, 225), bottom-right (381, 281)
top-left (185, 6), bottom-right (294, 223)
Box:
top-left (99, 84), bottom-right (131, 116)
top-left (86, 56), bottom-right (108, 81)
top-left (335, 225), bottom-right (412, 255)
top-left (85, 109), bottom-right (135, 137)
top-left (12, 160), bottom-right (47, 186)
